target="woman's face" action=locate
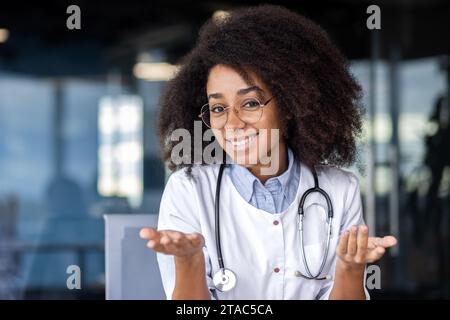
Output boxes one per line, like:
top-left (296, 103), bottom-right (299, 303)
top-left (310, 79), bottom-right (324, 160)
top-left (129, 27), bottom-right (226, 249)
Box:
top-left (206, 64), bottom-right (285, 168)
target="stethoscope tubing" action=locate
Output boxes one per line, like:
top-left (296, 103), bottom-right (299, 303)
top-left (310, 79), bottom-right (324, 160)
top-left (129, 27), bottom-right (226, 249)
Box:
top-left (215, 163), bottom-right (226, 270)
top-left (213, 163), bottom-right (334, 291)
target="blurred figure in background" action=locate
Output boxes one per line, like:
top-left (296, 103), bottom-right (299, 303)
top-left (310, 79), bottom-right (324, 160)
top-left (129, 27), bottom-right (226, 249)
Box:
top-left (424, 94), bottom-right (450, 291)
top-left (0, 195), bottom-right (21, 299)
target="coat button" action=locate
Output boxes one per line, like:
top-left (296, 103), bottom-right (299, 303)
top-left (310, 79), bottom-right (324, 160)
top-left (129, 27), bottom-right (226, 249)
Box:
top-left (274, 267), bottom-right (280, 273)
top-left (273, 220), bottom-right (279, 226)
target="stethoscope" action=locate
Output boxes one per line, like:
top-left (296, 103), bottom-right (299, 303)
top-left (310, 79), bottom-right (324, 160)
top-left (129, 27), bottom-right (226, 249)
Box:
top-left (212, 163), bottom-right (334, 292)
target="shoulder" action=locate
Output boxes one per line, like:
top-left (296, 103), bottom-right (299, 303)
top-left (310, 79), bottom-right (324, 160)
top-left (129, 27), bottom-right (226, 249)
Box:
top-left (160, 164), bottom-right (220, 221)
top-left (315, 165), bottom-right (362, 212)
top-left (316, 164), bottom-right (359, 187)
top-left (169, 163), bottom-right (221, 179)
top-left (166, 164), bottom-right (221, 189)
top-left (315, 164), bottom-right (361, 205)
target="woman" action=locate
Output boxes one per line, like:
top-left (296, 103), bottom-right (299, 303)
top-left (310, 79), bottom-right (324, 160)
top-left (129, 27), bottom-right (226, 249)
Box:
top-left (140, 4), bottom-right (397, 300)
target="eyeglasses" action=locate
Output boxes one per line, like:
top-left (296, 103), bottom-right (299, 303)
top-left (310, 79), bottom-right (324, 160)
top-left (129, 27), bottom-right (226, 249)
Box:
top-left (198, 96), bottom-right (274, 129)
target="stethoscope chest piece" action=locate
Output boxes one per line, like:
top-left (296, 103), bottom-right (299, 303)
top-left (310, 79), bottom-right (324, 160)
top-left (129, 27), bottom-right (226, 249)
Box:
top-left (213, 268), bottom-right (237, 292)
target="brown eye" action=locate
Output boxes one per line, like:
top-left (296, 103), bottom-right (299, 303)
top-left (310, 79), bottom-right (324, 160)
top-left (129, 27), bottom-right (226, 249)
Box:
top-left (242, 99), bottom-right (261, 110)
top-left (210, 105), bottom-right (226, 114)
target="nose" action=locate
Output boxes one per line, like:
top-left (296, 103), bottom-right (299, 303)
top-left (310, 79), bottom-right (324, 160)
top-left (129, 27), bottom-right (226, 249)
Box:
top-left (224, 108), bottom-right (245, 130)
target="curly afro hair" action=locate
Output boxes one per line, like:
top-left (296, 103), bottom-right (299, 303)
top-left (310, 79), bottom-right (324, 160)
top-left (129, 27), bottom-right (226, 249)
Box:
top-left (157, 4), bottom-right (364, 173)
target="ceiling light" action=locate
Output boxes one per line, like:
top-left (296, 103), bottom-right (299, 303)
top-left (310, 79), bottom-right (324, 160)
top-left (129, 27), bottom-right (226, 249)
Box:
top-left (133, 62), bottom-right (179, 81)
top-left (0, 28), bottom-right (9, 43)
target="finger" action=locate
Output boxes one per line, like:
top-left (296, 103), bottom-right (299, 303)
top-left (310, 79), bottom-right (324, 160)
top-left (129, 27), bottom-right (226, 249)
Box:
top-left (149, 240), bottom-right (179, 255)
top-left (355, 225), bottom-right (368, 263)
top-left (337, 230), bottom-right (350, 255)
top-left (151, 234), bottom-right (183, 255)
top-left (147, 239), bottom-right (165, 252)
top-left (376, 246), bottom-right (386, 255)
top-left (186, 233), bottom-right (204, 247)
top-left (366, 246), bottom-right (386, 263)
top-left (166, 231), bottom-right (184, 245)
top-left (161, 231), bottom-right (194, 252)
top-left (347, 226), bottom-right (358, 255)
top-left (140, 227), bottom-right (159, 240)
top-left (379, 236), bottom-right (397, 248)
top-left (166, 234), bottom-right (203, 256)
top-left (368, 236), bottom-right (398, 249)
top-left (367, 237), bottom-right (382, 249)
top-left (160, 230), bottom-right (187, 245)
top-left (159, 234), bottom-right (171, 246)
top-left (163, 240), bottom-right (184, 255)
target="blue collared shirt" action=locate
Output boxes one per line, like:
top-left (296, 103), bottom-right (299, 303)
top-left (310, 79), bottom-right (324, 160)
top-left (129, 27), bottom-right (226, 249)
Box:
top-left (228, 148), bottom-right (300, 213)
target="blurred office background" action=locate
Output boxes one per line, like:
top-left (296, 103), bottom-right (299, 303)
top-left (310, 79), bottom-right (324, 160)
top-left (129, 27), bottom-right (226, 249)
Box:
top-left (0, 0), bottom-right (449, 299)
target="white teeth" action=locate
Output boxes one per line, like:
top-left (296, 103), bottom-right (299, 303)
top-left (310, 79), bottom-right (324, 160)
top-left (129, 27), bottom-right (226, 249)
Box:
top-left (226, 134), bottom-right (257, 149)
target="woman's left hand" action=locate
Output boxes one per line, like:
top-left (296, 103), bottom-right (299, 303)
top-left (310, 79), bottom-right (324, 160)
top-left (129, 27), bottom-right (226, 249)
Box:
top-left (336, 225), bottom-right (397, 270)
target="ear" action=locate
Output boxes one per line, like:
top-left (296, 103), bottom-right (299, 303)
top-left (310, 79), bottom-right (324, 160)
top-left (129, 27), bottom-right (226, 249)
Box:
top-left (279, 118), bottom-right (290, 139)
top-left (280, 127), bottom-right (289, 139)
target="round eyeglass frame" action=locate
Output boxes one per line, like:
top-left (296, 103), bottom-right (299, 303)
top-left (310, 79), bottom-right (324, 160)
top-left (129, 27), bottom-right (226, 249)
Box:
top-left (198, 96), bottom-right (274, 129)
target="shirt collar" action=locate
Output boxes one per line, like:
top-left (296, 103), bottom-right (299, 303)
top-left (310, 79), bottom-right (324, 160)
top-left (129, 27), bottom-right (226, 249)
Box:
top-left (228, 160), bottom-right (258, 202)
top-left (273, 148), bottom-right (296, 199)
top-left (229, 147), bottom-right (298, 202)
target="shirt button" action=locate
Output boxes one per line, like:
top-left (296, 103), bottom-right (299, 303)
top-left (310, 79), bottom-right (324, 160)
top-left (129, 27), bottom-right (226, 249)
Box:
top-left (274, 267), bottom-right (280, 273)
top-left (273, 220), bottom-right (279, 226)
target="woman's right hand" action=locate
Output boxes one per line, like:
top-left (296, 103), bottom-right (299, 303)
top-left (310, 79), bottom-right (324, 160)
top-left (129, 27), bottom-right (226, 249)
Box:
top-left (141, 227), bottom-right (210, 299)
top-left (139, 227), bottom-right (205, 259)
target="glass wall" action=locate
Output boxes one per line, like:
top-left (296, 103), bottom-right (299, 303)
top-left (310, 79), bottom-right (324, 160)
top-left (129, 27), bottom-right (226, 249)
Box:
top-left (0, 73), bottom-right (165, 298)
top-left (350, 57), bottom-right (448, 296)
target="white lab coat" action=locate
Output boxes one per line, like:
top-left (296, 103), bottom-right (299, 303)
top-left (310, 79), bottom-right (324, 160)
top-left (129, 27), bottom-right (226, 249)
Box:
top-left (156, 162), bottom-right (369, 300)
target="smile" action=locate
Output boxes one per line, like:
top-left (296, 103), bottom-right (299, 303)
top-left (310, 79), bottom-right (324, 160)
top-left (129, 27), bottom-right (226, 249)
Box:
top-left (225, 133), bottom-right (259, 150)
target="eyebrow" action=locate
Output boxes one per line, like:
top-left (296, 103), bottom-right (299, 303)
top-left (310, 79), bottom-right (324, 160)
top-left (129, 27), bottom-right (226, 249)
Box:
top-left (208, 86), bottom-right (265, 100)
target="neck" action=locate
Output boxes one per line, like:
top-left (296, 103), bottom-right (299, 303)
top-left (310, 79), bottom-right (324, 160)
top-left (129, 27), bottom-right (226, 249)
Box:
top-left (248, 143), bottom-right (288, 184)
